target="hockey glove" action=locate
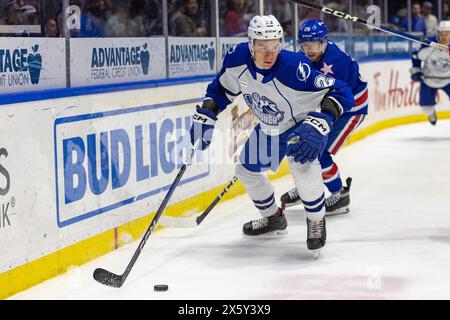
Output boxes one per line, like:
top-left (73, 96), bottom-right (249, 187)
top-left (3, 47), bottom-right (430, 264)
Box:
top-left (190, 105), bottom-right (218, 150)
top-left (410, 67), bottom-right (423, 82)
top-left (287, 112), bottom-right (333, 164)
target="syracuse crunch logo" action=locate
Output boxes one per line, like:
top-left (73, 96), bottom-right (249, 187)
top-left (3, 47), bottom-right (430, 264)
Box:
top-left (243, 92), bottom-right (284, 125)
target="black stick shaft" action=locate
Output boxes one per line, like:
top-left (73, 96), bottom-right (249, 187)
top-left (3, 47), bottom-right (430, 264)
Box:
top-left (117, 145), bottom-right (197, 285)
top-left (196, 176), bottom-right (238, 225)
top-left (291, 0), bottom-right (449, 51)
top-left (119, 165), bottom-right (187, 284)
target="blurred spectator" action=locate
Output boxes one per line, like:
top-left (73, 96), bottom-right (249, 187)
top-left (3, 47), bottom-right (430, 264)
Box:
top-left (273, 0), bottom-right (292, 26)
top-left (87, 0), bottom-right (111, 22)
top-left (223, 0), bottom-right (245, 36)
top-left (0, 0), bottom-right (24, 26)
top-left (44, 18), bottom-right (59, 37)
top-left (444, 1), bottom-right (450, 20)
top-left (388, 6), bottom-right (406, 30)
top-left (71, 0), bottom-right (111, 37)
top-left (273, 0), bottom-right (292, 35)
top-left (319, 2), bottom-right (348, 34)
top-left (21, 4), bottom-right (39, 25)
top-left (147, 0), bottom-right (162, 35)
top-left (422, 1), bottom-right (438, 36)
top-left (127, 0), bottom-right (146, 36)
top-left (400, 2), bottom-right (426, 35)
top-left (241, 0), bottom-right (255, 27)
top-left (104, 2), bottom-right (128, 37)
top-left (76, 0), bottom-right (109, 37)
top-left (388, 15), bottom-right (401, 30)
top-left (169, 0), bottom-right (207, 36)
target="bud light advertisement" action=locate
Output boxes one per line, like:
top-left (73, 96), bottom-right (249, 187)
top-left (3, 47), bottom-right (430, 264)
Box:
top-left (53, 101), bottom-right (209, 227)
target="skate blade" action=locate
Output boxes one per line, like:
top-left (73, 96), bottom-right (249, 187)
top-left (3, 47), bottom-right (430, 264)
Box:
top-left (325, 207), bottom-right (350, 216)
top-left (312, 249), bottom-right (321, 259)
top-left (243, 229), bottom-right (288, 238)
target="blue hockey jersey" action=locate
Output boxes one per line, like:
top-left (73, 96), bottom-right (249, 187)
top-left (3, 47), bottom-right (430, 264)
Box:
top-left (205, 43), bottom-right (354, 135)
top-left (310, 41), bottom-right (368, 115)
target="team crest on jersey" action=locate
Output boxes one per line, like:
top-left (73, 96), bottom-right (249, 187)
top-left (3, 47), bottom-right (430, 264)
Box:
top-left (428, 58), bottom-right (450, 73)
top-left (296, 62), bottom-right (311, 81)
top-left (314, 75), bottom-right (335, 88)
top-left (243, 92), bottom-right (284, 125)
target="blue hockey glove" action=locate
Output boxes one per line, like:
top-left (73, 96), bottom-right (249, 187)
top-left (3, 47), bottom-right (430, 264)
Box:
top-left (410, 67), bottom-right (423, 82)
top-left (411, 72), bottom-right (423, 82)
top-left (190, 105), bottom-right (218, 150)
top-left (287, 112), bottom-right (333, 164)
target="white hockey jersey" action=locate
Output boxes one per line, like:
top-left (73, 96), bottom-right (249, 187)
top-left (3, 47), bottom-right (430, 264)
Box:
top-left (412, 36), bottom-right (450, 88)
top-left (205, 43), bottom-right (354, 135)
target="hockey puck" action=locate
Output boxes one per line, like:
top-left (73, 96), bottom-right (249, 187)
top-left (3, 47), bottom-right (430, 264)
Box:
top-left (154, 284), bottom-right (169, 292)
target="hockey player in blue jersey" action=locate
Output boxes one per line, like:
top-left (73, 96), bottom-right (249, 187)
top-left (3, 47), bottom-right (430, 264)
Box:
top-left (410, 20), bottom-right (450, 125)
top-left (189, 15), bottom-right (354, 255)
top-left (280, 19), bottom-right (368, 216)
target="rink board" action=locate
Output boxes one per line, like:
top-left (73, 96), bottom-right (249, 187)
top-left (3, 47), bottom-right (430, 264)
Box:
top-left (1, 58), bottom-right (449, 299)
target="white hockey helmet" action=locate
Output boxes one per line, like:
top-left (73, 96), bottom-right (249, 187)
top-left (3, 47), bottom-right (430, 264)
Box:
top-left (248, 15), bottom-right (284, 55)
top-left (437, 20), bottom-right (450, 32)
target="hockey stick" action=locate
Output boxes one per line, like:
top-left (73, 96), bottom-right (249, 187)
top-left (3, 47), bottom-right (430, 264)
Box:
top-left (422, 76), bottom-right (450, 79)
top-left (290, 0), bottom-right (450, 54)
top-left (159, 176), bottom-right (238, 228)
top-left (93, 142), bottom-right (199, 288)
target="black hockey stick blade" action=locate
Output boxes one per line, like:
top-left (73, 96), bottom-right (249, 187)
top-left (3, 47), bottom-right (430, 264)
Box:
top-left (93, 268), bottom-right (124, 288)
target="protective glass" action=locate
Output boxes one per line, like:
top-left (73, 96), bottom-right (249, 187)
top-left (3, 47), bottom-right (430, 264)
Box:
top-left (299, 41), bottom-right (324, 53)
top-left (252, 42), bottom-right (283, 53)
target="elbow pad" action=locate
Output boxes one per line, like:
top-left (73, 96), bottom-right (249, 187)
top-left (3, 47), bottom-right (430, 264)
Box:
top-left (201, 98), bottom-right (220, 116)
top-left (320, 96), bottom-right (343, 121)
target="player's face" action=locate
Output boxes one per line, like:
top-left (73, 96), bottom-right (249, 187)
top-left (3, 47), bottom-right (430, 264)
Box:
top-left (438, 31), bottom-right (450, 45)
top-left (300, 41), bottom-right (324, 62)
top-left (252, 39), bottom-right (282, 69)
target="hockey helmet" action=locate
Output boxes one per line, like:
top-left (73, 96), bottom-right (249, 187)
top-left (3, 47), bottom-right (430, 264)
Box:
top-left (298, 19), bottom-right (328, 55)
top-left (248, 15), bottom-right (284, 55)
top-left (298, 19), bottom-right (328, 43)
top-left (437, 20), bottom-right (450, 32)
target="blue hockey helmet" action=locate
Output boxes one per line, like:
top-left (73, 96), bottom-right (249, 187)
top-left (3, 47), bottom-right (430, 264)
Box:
top-left (298, 19), bottom-right (328, 43)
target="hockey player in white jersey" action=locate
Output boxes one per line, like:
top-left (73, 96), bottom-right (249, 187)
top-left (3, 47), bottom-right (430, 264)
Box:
top-left (410, 20), bottom-right (450, 125)
top-left (189, 15), bottom-right (354, 255)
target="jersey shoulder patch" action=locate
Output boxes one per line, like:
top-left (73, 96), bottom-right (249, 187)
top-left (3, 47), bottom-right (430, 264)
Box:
top-left (313, 74), bottom-right (335, 89)
top-left (279, 51), bottom-right (314, 82)
top-left (223, 42), bottom-right (251, 69)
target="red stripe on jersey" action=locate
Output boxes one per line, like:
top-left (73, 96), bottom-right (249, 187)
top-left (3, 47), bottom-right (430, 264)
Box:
top-left (330, 115), bottom-right (362, 155)
top-left (322, 163), bottom-right (339, 180)
top-left (354, 88), bottom-right (368, 106)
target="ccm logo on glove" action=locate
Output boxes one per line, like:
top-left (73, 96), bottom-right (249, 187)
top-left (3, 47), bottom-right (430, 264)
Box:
top-left (193, 113), bottom-right (216, 126)
top-left (303, 115), bottom-right (331, 136)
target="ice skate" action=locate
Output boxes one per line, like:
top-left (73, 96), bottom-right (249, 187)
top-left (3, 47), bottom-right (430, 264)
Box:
top-left (325, 177), bottom-right (352, 216)
top-left (280, 187), bottom-right (302, 207)
top-left (243, 207), bottom-right (287, 237)
top-left (428, 110), bottom-right (437, 125)
top-left (307, 217), bottom-right (326, 259)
